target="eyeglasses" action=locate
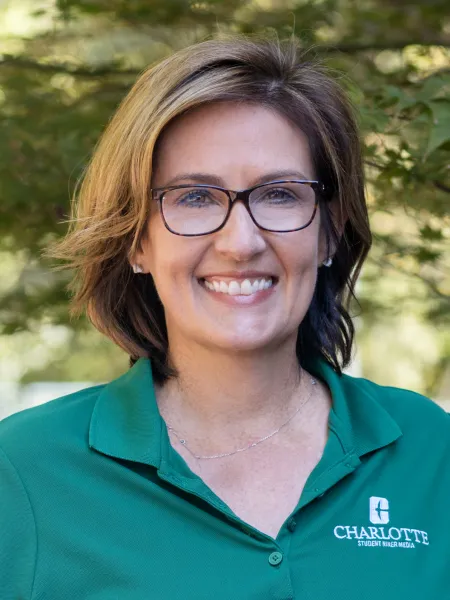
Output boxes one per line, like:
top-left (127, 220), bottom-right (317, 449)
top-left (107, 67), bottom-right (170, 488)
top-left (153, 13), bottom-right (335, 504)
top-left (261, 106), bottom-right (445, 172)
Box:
top-left (151, 180), bottom-right (327, 237)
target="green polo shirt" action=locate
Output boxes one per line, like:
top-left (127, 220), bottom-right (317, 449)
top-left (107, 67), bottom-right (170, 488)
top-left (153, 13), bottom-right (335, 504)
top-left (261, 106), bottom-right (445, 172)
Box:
top-left (1, 357), bottom-right (449, 599)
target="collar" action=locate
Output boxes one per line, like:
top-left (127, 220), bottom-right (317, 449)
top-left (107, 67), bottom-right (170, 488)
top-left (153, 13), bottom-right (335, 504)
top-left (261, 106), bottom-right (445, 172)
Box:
top-left (89, 357), bottom-right (403, 467)
top-left (89, 358), bottom-right (163, 468)
top-left (305, 358), bottom-right (403, 457)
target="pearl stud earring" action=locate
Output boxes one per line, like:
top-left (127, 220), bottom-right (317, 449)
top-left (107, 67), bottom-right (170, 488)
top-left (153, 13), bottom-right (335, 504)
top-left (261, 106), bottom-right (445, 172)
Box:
top-left (322, 257), bottom-right (333, 267)
top-left (132, 264), bottom-right (143, 274)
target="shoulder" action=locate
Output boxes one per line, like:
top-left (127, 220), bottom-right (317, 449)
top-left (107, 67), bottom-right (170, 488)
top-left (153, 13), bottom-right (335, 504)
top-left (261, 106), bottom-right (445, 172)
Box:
top-left (0, 383), bottom-right (106, 596)
top-left (340, 372), bottom-right (450, 437)
top-left (0, 383), bottom-right (105, 461)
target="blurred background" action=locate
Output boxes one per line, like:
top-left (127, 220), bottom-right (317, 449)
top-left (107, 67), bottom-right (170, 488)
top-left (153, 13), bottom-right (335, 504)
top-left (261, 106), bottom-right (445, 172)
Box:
top-left (0, 0), bottom-right (449, 419)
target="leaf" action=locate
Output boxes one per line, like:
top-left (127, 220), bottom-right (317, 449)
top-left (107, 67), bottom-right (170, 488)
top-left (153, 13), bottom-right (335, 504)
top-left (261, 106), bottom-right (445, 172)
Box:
top-left (420, 225), bottom-right (444, 242)
top-left (426, 100), bottom-right (450, 156)
top-left (416, 76), bottom-right (450, 103)
top-left (414, 248), bottom-right (442, 264)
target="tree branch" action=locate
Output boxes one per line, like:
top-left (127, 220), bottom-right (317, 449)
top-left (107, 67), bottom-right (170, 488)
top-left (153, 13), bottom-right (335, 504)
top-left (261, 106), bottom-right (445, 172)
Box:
top-left (372, 256), bottom-right (449, 301)
top-left (2, 38), bottom-right (450, 77)
top-left (364, 160), bottom-right (384, 170)
top-left (321, 40), bottom-right (450, 53)
top-left (366, 161), bottom-right (450, 196)
top-left (0, 56), bottom-right (140, 77)
top-left (433, 180), bottom-right (450, 194)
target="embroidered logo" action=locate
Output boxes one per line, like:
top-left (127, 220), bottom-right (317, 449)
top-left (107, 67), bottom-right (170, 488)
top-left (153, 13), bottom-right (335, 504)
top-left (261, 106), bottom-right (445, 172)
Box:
top-left (369, 496), bottom-right (389, 524)
top-left (333, 497), bottom-right (429, 549)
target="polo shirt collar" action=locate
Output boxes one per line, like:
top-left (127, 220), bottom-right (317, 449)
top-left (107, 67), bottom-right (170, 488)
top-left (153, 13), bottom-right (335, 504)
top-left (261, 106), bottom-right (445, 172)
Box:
top-left (89, 358), bottom-right (163, 468)
top-left (306, 358), bottom-right (403, 457)
top-left (89, 357), bottom-right (403, 467)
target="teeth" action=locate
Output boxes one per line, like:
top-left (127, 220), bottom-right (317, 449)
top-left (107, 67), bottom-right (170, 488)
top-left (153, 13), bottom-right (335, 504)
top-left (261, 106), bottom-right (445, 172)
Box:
top-left (202, 277), bottom-right (274, 296)
top-left (240, 279), bottom-right (253, 295)
top-left (228, 281), bottom-right (240, 296)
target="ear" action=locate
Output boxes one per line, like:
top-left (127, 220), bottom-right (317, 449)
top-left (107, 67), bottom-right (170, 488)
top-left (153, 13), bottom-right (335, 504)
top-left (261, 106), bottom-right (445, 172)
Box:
top-left (128, 244), bottom-right (149, 275)
top-left (128, 203), bottom-right (159, 275)
top-left (318, 197), bottom-right (347, 265)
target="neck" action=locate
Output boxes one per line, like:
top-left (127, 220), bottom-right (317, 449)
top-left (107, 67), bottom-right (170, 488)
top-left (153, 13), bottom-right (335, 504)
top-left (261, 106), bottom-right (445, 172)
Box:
top-left (155, 335), bottom-right (312, 448)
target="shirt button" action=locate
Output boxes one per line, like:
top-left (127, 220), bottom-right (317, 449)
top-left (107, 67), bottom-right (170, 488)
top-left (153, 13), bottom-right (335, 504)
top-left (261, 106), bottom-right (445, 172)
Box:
top-left (287, 518), bottom-right (297, 532)
top-left (268, 551), bottom-right (283, 566)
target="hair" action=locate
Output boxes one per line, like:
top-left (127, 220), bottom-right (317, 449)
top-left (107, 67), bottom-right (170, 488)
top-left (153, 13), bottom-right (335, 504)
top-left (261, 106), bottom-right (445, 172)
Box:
top-left (48, 34), bottom-right (371, 383)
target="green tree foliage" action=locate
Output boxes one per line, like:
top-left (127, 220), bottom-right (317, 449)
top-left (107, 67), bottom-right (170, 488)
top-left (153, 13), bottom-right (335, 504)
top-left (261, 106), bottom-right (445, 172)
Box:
top-left (0, 0), bottom-right (449, 388)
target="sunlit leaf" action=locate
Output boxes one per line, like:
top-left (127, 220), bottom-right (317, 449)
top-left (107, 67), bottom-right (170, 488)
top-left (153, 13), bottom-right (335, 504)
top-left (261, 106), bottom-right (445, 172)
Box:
top-left (426, 100), bottom-right (450, 156)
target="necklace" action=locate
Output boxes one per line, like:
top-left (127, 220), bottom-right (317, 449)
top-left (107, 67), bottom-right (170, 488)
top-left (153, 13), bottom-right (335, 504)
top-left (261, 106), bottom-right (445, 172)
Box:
top-left (166, 376), bottom-right (317, 460)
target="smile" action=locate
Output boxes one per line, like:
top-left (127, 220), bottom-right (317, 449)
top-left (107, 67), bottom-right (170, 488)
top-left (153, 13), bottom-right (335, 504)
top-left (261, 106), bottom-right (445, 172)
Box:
top-left (199, 277), bottom-right (275, 297)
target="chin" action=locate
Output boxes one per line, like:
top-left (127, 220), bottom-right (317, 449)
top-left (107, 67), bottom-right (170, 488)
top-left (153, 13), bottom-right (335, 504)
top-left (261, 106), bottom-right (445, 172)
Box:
top-left (200, 326), bottom-right (281, 354)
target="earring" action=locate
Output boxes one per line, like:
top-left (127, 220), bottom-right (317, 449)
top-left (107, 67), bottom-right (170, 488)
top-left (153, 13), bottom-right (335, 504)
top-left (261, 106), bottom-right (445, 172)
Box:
top-left (322, 257), bottom-right (333, 267)
top-left (132, 264), bottom-right (143, 274)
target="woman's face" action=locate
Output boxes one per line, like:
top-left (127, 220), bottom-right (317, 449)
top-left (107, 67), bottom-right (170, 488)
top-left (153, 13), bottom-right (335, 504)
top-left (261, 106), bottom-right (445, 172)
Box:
top-left (137, 101), bottom-right (329, 354)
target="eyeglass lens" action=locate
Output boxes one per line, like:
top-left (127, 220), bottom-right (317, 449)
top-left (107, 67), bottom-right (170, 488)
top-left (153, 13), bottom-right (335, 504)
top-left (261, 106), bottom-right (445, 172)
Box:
top-left (161, 182), bottom-right (317, 235)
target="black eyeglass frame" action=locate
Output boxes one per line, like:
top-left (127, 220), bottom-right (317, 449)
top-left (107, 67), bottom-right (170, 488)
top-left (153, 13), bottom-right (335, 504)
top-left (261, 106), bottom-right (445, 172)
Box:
top-left (151, 179), bottom-right (328, 237)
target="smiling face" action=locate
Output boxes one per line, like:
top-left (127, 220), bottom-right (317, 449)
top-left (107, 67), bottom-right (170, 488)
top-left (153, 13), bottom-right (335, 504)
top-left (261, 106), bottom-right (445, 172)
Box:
top-left (135, 101), bottom-right (329, 355)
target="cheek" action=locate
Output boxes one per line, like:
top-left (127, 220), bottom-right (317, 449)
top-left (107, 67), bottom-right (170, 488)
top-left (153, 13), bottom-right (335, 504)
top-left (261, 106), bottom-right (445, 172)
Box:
top-left (144, 218), bottom-right (175, 277)
top-left (279, 233), bottom-right (320, 319)
top-left (281, 229), bottom-right (321, 277)
top-left (143, 224), bottom-right (201, 299)
top-left (149, 251), bottom-right (192, 294)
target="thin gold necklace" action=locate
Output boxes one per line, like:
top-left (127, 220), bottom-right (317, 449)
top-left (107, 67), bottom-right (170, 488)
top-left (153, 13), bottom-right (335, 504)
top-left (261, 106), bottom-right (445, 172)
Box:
top-left (165, 376), bottom-right (317, 460)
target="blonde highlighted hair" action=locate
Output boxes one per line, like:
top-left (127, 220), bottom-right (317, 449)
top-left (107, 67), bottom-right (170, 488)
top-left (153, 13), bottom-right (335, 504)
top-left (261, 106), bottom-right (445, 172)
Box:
top-left (49, 35), bottom-right (371, 382)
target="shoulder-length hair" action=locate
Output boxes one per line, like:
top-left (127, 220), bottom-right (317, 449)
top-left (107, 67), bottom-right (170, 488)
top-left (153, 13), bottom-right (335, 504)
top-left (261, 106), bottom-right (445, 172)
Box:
top-left (49, 35), bottom-right (371, 383)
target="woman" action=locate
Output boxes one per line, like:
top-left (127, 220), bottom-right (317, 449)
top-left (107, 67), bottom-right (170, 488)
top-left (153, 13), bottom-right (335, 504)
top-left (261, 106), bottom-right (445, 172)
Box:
top-left (1, 36), bottom-right (449, 599)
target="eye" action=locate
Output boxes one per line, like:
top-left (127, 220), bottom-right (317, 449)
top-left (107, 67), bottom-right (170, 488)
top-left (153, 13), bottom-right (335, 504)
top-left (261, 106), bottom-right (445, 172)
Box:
top-left (175, 188), bottom-right (218, 207)
top-left (267, 188), bottom-right (296, 201)
top-left (257, 187), bottom-right (299, 204)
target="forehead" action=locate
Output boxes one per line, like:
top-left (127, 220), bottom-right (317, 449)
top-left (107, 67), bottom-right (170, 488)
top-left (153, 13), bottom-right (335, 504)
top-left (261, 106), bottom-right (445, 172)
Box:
top-left (152, 101), bottom-right (315, 187)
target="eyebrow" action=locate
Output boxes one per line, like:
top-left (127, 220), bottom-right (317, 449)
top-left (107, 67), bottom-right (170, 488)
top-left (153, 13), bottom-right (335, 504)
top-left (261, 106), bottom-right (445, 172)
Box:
top-left (158, 170), bottom-right (314, 189)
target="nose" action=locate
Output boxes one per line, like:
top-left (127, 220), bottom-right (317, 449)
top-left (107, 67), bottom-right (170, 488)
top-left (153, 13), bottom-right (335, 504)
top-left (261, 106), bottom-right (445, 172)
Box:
top-left (213, 200), bottom-right (267, 261)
